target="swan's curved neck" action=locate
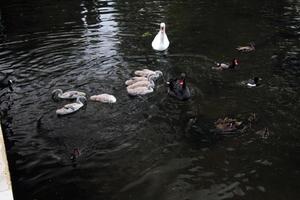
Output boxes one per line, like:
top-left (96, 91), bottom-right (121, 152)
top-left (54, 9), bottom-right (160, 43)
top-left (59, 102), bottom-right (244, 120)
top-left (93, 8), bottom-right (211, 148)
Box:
top-left (76, 97), bottom-right (85, 104)
top-left (160, 31), bottom-right (165, 42)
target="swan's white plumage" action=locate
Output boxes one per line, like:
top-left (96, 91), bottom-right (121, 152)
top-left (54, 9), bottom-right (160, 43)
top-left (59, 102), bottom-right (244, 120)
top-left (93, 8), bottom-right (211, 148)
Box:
top-left (56, 96), bottom-right (86, 115)
top-left (90, 94), bottom-right (116, 103)
top-left (126, 80), bottom-right (155, 90)
top-left (134, 69), bottom-right (163, 78)
top-left (125, 76), bottom-right (148, 86)
top-left (134, 69), bottom-right (156, 77)
top-left (152, 23), bottom-right (169, 51)
top-left (52, 89), bottom-right (86, 100)
top-left (127, 86), bottom-right (154, 96)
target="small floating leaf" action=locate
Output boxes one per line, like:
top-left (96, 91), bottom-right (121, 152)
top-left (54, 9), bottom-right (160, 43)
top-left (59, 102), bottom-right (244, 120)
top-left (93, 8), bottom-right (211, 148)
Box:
top-left (142, 32), bottom-right (152, 37)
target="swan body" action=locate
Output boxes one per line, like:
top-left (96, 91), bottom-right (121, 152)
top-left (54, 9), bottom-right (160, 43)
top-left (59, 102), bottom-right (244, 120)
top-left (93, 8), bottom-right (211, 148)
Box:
top-left (125, 77), bottom-right (148, 86)
top-left (52, 89), bottom-right (86, 100)
top-left (167, 73), bottom-right (191, 101)
top-left (56, 96), bottom-right (87, 115)
top-left (127, 86), bottom-right (154, 96)
top-left (134, 69), bottom-right (163, 78)
top-left (212, 58), bottom-right (239, 70)
top-left (152, 23), bottom-right (170, 51)
top-left (90, 94), bottom-right (116, 103)
top-left (126, 80), bottom-right (155, 90)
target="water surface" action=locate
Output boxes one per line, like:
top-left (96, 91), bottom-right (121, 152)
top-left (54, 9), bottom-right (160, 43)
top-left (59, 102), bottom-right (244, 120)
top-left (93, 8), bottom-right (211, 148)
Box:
top-left (0, 0), bottom-right (300, 199)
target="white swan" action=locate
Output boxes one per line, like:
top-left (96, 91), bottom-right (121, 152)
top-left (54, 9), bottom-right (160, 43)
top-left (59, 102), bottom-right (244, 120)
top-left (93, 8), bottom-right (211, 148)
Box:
top-left (90, 94), bottom-right (117, 103)
top-left (56, 96), bottom-right (87, 115)
top-left (134, 69), bottom-right (163, 78)
top-left (152, 23), bottom-right (170, 51)
top-left (127, 86), bottom-right (154, 96)
top-left (52, 89), bottom-right (86, 101)
top-left (125, 76), bottom-right (148, 86)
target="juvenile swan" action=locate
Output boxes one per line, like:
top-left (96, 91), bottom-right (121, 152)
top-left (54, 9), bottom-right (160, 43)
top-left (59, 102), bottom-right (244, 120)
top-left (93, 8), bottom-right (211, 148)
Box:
top-left (134, 69), bottom-right (163, 78)
top-left (90, 94), bottom-right (117, 103)
top-left (126, 74), bottom-right (157, 90)
top-left (125, 76), bottom-right (148, 86)
top-left (127, 86), bottom-right (154, 96)
top-left (56, 96), bottom-right (87, 115)
top-left (52, 89), bottom-right (86, 101)
top-left (152, 23), bottom-right (170, 51)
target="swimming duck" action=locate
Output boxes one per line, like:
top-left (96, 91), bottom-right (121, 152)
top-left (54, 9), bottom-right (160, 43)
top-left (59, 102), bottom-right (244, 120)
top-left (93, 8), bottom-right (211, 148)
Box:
top-left (0, 72), bottom-right (13, 91)
top-left (247, 77), bottom-right (261, 87)
top-left (90, 94), bottom-right (117, 103)
top-left (167, 73), bottom-right (191, 100)
top-left (52, 89), bottom-right (86, 101)
top-left (56, 96), bottom-right (87, 115)
top-left (134, 69), bottom-right (163, 78)
top-left (212, 58), bottom-right (239, 70)
top-left (152, 23), bottom-right (170, 51)
top-left (214, 117), bottom-right (243, 132)
top-left (127, 85), bottom-right (154, 96)
top-left (236, 42), bottom-right (255, 52)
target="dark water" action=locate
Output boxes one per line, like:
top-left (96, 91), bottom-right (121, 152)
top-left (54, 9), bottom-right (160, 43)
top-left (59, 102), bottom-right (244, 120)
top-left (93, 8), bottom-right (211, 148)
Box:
top-left (0, 0), bottom-right (300, 199)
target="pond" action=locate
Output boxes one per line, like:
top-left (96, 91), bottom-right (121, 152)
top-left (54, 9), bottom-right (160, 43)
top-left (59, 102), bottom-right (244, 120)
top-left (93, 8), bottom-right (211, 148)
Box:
top-left (0, 0), bottom-right (300, 199)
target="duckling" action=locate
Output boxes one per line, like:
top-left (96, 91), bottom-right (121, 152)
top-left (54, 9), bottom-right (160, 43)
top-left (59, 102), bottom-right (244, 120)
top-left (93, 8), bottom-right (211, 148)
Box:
top-left (167, 73), bottom-right (191, 100)
top-left (127, 85), bottom-right (154, 96)
top-left (236, 42), bottom-right (255, 52)
top-left (90, 94), bottom-right (116, 103)
top-left (52, 89), bottom-right (86, 101)
top-left (212, 58), bottom-right (239, 70)
top-left (0, 72), bottom-right (13, 91)
top-left (152, 22), bottom-right (170, 51)
top-left (214, 117), bottom-right (243, 132)
top-left (56, 96), bottom-right (87, 115)
top-left (134, 69), bottom-right (163, 78)
top-left (247, 77), bottom-right (261, 87)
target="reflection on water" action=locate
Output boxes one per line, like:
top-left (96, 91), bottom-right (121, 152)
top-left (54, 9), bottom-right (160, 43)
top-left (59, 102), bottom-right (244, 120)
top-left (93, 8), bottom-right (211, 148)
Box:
top-left (0, 0), bottom-right (300, 200)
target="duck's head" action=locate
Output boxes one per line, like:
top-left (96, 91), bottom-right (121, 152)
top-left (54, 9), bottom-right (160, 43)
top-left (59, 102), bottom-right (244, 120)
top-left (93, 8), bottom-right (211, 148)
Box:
top-left (160, 23), bottom-right (166, 33)
top-left (179, 73), bottom-right (187, 87)
top-left (253, 77), bottom-right (262, 84)
top-left (232, 58), bottom-right (239, 67)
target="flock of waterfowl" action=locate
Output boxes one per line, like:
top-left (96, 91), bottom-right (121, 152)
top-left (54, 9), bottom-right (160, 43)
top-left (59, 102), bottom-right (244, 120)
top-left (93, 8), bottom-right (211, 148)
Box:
top-left (0, 22), bottom-right (265, 133)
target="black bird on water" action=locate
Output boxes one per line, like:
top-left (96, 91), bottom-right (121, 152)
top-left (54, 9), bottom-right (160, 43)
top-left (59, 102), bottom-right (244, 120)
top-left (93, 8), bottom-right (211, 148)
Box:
top-left (167, 73), bottom-right (191, 101)
top-left (0, 72), bottom-right (13, 91)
